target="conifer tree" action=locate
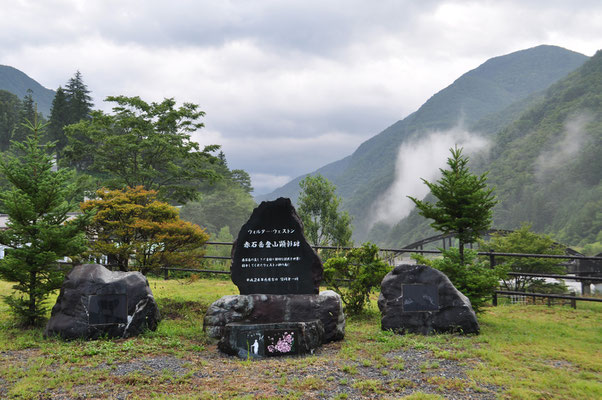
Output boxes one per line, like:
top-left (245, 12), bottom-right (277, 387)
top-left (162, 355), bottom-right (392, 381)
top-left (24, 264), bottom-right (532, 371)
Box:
top-left (409, 146), bottom-right (497, 265)
top-left (0, 118), bottom-right (90, 326)
top-left (13, 90), bottom-right (39, 143)
top-left (64, 71), bottom-right (93, 122)
top-left (47, 86), bottom-right (71, 157)
top-left (0, 90), bottom-right (21, 151)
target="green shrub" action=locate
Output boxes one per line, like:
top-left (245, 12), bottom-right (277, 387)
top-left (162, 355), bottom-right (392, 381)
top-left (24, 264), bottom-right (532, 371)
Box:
top-left (323, 243), bottom-right (391, 315)
top-left (413, 248), bottom-right (503, 312)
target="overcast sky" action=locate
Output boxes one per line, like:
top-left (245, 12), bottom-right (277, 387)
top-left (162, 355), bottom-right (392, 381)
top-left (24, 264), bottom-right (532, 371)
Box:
top-left (1, 1), bottom-right (600, 194)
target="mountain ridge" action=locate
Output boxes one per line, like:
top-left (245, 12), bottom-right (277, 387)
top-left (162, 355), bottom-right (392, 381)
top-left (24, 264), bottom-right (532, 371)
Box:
top-left (0, 65), bottom-right (55, 116)
top-left (257, 45), bottom-right (590, 243)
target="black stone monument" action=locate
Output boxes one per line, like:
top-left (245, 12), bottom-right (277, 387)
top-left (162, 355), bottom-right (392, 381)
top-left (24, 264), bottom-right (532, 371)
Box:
top-left (205, 198), bottom-right (345, 358)
top-left (230, 197), bottom-right (322, 295)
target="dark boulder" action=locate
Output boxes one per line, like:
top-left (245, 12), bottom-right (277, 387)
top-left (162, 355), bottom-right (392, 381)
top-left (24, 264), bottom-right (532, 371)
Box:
top-left (44, 264), bottom-right (160, 340)
top-left (378, 264), bottom-right (479, 335)
top-left (204, 290), bottom-right (345, 343)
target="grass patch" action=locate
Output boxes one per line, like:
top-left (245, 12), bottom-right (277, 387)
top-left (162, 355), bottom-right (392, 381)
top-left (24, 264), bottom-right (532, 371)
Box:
top-left (0, 278), bottom-right (600, 399)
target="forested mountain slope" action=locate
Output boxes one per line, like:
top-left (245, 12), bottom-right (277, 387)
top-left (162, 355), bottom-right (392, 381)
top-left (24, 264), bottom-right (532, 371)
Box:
top-left (486, 50), bottom-right (602, 247)
top-left (258, 45), bottom-right (588, 238)
top-left (0, 65), bottom-right (55, 116)
top-left (381, 50), bottom-right (602, 250)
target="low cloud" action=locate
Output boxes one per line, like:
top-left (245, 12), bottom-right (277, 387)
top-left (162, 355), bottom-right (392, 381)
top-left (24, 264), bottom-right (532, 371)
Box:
top-left (370, 127), bottom-right (490, 226)
top-left (534, 113), bottom-right (592, 180)
top-left (249, 173), bottom-right (292, 195)
top-left (193, 129), bottom-right (366, 194)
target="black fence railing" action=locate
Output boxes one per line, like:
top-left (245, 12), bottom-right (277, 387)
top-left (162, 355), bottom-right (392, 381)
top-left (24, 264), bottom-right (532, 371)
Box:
top-left (493, 290), bottom-right (602, 309)
top-left (158, 241), bottom-right (602, 308)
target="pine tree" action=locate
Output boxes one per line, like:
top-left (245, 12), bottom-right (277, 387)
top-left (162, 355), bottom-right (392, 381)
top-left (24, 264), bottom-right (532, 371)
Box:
top-left (409, 146), bottom-right (497, 265)
top-left (64, 71), bottom-right (93, 122)
top-left (0, 90), bottom-right (21, 151)
top-left (12, 89), bottom-right (39, 143)
top-left (47, 86), bottom-right (71, 158)
top-left (0, 118), bottom-right (90, 326)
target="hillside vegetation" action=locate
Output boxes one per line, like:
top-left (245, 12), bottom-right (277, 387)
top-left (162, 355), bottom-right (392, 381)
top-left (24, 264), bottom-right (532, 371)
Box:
top-left (486, 50), bottom-right (602, 248)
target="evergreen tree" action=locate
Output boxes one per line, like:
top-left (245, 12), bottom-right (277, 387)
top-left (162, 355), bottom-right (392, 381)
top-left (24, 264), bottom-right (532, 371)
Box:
top-left (298, 174), bottom-right (353, 248)
top-left (231, 169), bottom-right (253, 194)
top-left (12, 90), bottom-right (39, 143)
top-left (0, 90), bottom-right (21, 151)
top-left (64, 71), bottom-right (93, 122)
top-left (47, 86), bottom-right (71, 157)
top-left (409, 146), bottom-right (497, 265)
top-left (0, 118), bottom-right (90, 326)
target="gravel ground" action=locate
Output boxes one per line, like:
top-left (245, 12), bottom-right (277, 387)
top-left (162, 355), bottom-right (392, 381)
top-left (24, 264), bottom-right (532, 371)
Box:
top-left (0, 341), bottom-right (501, 399)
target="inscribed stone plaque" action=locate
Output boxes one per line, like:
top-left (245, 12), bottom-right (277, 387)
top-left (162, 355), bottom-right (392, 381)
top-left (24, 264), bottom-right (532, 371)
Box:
top-left (88, 294), bottom-right (128, 325)
top-left (231, 197), bottom-right (323, 294)
top-left (264, 329), bottom-right (298, 357)
top-left (402, 284), bottom-right (439, 312)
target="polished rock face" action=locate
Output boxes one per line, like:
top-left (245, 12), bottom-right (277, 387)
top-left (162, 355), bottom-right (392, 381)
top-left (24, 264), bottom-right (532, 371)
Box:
top-left (218, 321), bottom-right (324, 359)
top-left (204, 290), bottom-right (345, 343)
top-left (44, 264), bottom-right (160, 340)
top-left (230, 197), bottom-right (323, 295)
top-left (378, 264), bottom-right (479, 335)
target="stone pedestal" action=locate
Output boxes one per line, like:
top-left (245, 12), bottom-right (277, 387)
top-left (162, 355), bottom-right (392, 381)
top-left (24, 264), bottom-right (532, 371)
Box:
top-left (218, 321), bottom-right (324, 359)
top-left (204, 290), bottom-right (345, 343)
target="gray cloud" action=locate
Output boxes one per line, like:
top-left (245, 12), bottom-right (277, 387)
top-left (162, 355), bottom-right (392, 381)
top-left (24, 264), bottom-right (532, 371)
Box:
top-left (1, 0), bottom-right (601, 194)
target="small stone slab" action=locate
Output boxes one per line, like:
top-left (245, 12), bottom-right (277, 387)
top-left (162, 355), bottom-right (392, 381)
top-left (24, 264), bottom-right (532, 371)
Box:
top-left (230, 197), bottom-right (323, 295)
top-left (87, 294), bottom-right (128, 325)
top-left (378, 264), bottom-right (479, 335)
top-left (402, 284), bottom-right (439, 312)
top-left (218, 320), bottom-right (324, 359)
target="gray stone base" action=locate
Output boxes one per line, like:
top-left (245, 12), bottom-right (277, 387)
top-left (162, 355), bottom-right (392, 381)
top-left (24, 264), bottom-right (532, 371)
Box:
top-left (218, 320), bottom-right (324, 359)
top-left (204, 290), bottom-right (345, 343)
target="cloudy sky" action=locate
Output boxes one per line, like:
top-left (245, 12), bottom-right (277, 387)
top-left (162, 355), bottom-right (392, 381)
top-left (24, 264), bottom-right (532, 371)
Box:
top-left (1, 1), bottom-right (601, 194)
